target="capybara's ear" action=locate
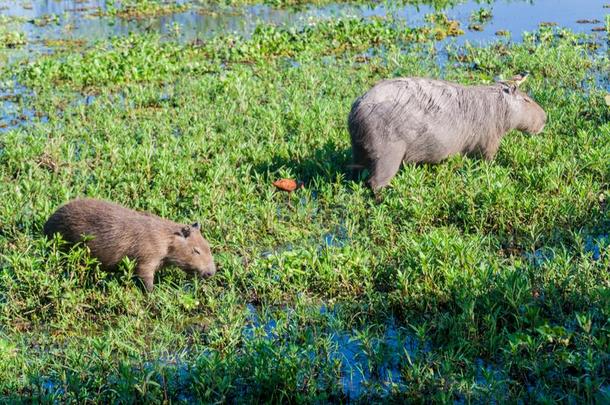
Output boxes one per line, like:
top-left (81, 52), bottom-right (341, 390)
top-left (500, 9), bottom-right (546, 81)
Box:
top-left (512, 72), bottom-right (529, 87)
top-left (179, 226), bottom-right (191, 238)
top-left (191, 222), bottom-right (200, 230)
top-left (500, 81), bottom-right (517, 95)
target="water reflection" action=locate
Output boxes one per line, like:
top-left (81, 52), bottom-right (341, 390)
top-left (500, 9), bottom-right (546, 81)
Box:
top-left (0, 0), bottom-right (607, 62)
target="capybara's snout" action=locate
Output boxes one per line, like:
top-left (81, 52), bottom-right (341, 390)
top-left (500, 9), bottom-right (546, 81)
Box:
top-left (200, 262), bottom-right (217, 278)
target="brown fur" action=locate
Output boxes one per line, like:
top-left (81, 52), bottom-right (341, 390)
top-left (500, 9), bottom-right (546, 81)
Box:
top-left (43, 198), bottom-right (216, 291)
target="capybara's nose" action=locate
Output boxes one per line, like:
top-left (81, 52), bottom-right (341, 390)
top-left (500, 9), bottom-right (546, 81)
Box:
top-left (201, 262), bottom-right (216, 278)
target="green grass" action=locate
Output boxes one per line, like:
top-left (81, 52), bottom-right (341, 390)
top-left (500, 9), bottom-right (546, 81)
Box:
top-left (468, 7), bottom-right (492, 31)
top-left (1, 15), bottom-right (609, 403)
top-left (0, 26), bottom-right (26, 49)
top-left (104, 0), bottom-right (191, 19)
top-left (102, 0), bottom-right (478, 13)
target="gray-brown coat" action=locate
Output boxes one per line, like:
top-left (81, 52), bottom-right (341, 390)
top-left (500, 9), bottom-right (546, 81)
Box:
top-left (43, 198), bottom-right (216, 291)
top-left (348, 76), bottom-right (547, 190)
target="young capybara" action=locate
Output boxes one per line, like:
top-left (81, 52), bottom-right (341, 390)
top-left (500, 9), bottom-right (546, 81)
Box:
top-left (348, 74), bottom-right (547, 191)
top-left (43, 198), bottom-right (216, 291)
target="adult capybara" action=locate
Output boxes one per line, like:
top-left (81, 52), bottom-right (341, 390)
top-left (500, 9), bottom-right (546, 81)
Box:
top-left (44, 198), bottom-right (216, 291)
top-left (348, 74), bottom-right (547, 190)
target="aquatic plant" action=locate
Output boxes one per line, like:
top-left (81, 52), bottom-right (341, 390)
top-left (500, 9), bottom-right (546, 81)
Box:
top-left (0, 29), bottom-right (26, 48)
top-left (104, 0), bottom-right (190, 19)
top-left (0, 5), bottom-right (609, 403)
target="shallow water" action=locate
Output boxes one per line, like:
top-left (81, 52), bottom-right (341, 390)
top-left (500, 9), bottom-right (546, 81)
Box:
top-left (1, 3), bottom-right (607, 401)
top-left (0, 0), bottom-right (607, 61)
top-left (1, 0), bottom-right (607, 132)
top-left (0, 79), bottom-right (47, 132)
top-left (243, 304), bottom-right (426, 398)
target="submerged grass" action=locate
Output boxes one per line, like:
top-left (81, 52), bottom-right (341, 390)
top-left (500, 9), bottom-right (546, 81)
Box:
top-left (0, 15), bottom-right (609, 403)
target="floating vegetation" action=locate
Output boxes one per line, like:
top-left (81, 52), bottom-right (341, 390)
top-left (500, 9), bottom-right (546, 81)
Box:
top-left (0, 15), bottom-right (26, 24)
top-left (0, 29), bottom-right (26, 49)
top-left (470, 7), bottom-right (493, 23)
top-left (29, 14), bottom-right (61, 27)
top-left (0, 0), bottom-right (609, 403)
top-left (104, 0), bottom-right (190, 19)
top-left (468, 7), bottom-right (492, 31)
top-left (42, 38), bottom-right (87, 49)
top-left (421, 12), bottom-right (464, 40)
top-left (17, 18), bottom-right (465, 90)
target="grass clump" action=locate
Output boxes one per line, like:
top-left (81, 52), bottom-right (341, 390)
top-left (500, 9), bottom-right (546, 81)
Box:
top-left (0, 29), bottom-right (26, 49)
top-left (194, 0), bottom-right (471, 8)
top-left (104, 0), bottom-right (190, 19)
top-left (0, 16), bottom-right (27, 51)
top-left (19, 33), bottom-right (206, 90)
top-left (423, 12), bottom-right (464, 39)
top-left (30, 13), bottom-right (60, 27)
top-left (17, 18), bottom-right (428, 90)
top-left (468, 7), bottom-right (492, 31)
top-left (0, 13), bottom-right (609, 403)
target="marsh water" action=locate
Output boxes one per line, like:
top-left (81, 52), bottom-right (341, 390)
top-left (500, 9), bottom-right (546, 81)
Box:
top-left (1, 0), bottom-right (609, 400)
top-left (1, 0), bottom-right (608, 132)
top-left (0, 0), bottom-right (608, 61)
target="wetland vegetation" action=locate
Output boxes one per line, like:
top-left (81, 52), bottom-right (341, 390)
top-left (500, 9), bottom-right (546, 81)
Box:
top-left (0, 0), bottom-right (609, 402)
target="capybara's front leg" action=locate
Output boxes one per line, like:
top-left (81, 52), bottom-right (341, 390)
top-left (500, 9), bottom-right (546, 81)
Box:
top-left (483, 139), bottom-right (501, 161)
top-left (137, 261), bottom-right (159, 292)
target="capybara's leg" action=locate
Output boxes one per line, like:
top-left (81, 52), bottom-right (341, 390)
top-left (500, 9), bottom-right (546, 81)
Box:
top-left (367, 143), bottom-right (405, 191)
top-left (349, 141), bottom-right (370, 180)
top-left (483, 140), bottom-right (500, 161)
top-left (137, 261), bottom-right (158, 292)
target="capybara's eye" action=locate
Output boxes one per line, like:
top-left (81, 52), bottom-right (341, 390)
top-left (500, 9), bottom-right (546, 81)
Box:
top-left (193, 248), bottom-right (201, 255)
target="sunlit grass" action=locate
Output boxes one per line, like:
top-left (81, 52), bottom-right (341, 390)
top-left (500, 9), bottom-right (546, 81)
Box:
top-left (0, 14), bottom-right (609, 403)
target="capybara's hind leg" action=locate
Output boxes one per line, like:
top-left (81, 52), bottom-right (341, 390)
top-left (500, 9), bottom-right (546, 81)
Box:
top-left (367, 143), bottom-right (405, 191)
top-left (349, 141), bottom-right (370, 180)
